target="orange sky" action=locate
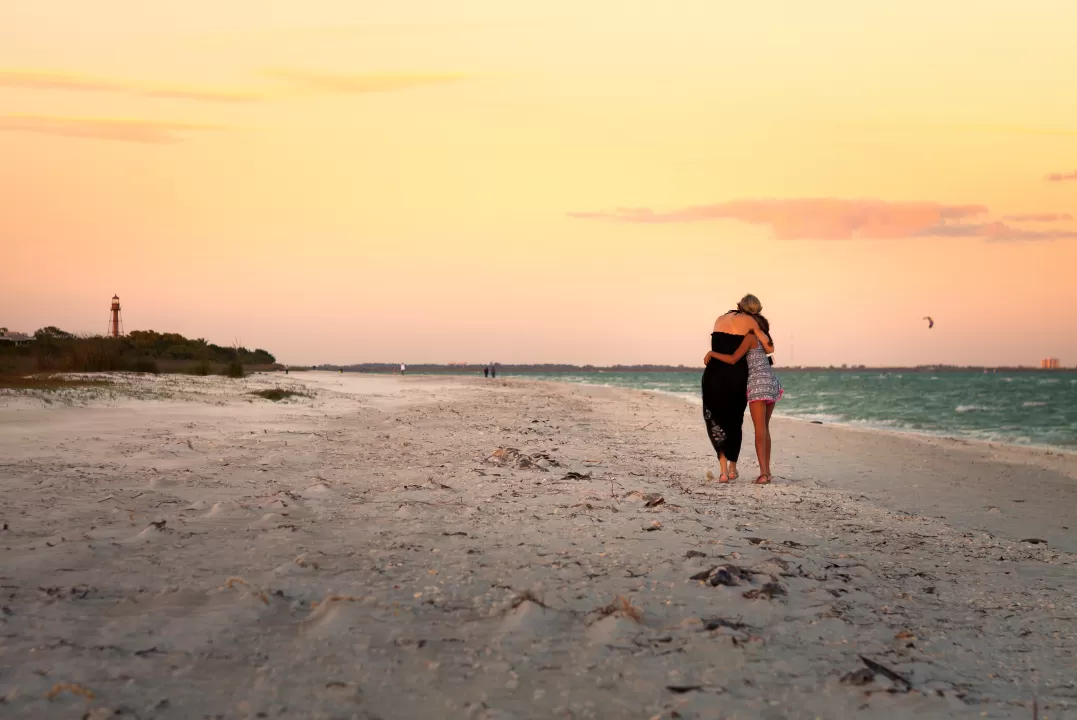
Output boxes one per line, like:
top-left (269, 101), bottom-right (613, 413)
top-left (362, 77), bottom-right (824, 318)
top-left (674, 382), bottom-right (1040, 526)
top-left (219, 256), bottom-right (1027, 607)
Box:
top-left (3, 0), bottom-right (1077, 366)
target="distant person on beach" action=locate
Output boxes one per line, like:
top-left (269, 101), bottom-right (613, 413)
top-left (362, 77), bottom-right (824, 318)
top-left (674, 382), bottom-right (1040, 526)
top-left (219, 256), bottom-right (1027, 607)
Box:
top-left (484, 365), bottom-right (489, 378)
top-left (400, 363), bottom-right (406, 375)
top-left (700, 294), bottom-right (774, 483)
top-left (490, 363), bottom-right (496, 379)
top-left (705, 308), bottom-right (781, 484)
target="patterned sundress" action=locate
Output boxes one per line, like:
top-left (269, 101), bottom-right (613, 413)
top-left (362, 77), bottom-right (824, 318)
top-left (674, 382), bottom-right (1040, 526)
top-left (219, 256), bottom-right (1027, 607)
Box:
top-left (746, 341), bottom-right (783, 404)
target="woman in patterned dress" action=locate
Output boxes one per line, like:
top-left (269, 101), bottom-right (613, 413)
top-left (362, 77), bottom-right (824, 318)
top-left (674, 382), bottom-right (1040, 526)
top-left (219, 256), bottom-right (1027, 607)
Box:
top-left (700, 295), bottom-right (775, 483)
top-left (703, 303), bottom-right (780, 484)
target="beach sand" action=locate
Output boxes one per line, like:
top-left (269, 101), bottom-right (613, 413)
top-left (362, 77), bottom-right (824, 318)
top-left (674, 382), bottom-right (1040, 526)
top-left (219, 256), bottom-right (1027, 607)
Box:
top-left (1, 372), bottom-right (1074, 719)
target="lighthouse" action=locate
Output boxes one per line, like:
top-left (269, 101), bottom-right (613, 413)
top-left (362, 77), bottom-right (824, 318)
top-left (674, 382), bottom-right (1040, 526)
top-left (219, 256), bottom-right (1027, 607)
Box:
top-left (108, 295), bottom-right (124, 337)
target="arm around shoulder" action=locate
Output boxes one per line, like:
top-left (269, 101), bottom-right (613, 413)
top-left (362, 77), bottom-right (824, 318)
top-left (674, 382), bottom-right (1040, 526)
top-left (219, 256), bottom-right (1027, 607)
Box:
top-left (709, 334), bottom-right (757, 365)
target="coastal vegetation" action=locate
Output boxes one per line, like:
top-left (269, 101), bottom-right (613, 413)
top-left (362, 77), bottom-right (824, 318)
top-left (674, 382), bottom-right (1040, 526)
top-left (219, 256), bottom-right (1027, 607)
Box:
top-left (0, 328), bottom-right (277, 383)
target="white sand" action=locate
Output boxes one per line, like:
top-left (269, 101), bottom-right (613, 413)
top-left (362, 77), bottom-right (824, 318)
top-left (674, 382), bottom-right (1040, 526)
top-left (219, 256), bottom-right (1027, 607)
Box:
top-left (1, 371), bottom-right (1074, 719)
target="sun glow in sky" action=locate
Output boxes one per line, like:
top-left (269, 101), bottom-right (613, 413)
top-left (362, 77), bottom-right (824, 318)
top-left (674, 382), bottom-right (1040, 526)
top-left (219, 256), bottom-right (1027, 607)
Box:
top-left (3, 0), bottom-right (1077, 366)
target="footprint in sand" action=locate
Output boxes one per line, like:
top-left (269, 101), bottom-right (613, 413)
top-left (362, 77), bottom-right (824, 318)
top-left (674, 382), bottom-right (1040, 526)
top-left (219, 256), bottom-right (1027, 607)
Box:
top-left (258, 496), bottom-right (304, 513)
top-left (496, 599), bottom-right (574, 643)
top-left (271, 553), bottom-right (320, 577)
top-left (499, 600), bottom-right (552, 632)
top-left (124, 521), bottom-right (169, 543)
top-left (300, 596), bottom-right (372, 638)
top-left (147, 475), bottom-right (181, 490)
top-left (299, 484), bottom-right (341, 514)
top-left (202, 501), bottom-right (254, 519)
top-left (475, 710), bottom-right (520, 720)
top-left (99, 587), bottom-right (273, 654)
top-left (301, 483), bottom-right (335, 497)
top-left (394, 504), bottom-right (425, 519)
top-left (585, 613), bottom-right (645, 646)
top-left (319, 681), bottom-right (362, 703)
top-left (248, 513), bottom-right (296, 530)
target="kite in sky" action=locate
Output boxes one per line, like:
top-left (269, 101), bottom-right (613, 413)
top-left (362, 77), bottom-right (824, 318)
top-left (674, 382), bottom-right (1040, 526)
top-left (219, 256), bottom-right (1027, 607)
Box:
top-left (923, 316), bottom-right (934, 329)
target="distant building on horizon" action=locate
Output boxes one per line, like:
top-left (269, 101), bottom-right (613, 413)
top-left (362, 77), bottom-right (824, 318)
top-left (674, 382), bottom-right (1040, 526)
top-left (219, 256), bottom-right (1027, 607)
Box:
top-left (0, 330), bottom-right (32, 346)
top-left (1040, 357), bottom-right (1061, 369)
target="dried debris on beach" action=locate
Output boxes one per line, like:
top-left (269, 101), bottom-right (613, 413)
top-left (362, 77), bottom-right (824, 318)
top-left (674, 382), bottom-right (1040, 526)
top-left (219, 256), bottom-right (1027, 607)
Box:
top-left (0, 372), bottom-right (1074, 719)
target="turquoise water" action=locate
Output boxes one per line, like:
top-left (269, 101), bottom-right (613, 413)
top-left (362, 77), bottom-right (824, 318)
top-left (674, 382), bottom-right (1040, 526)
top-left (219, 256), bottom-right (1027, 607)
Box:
top-left (512, 370), bottom-right (1077, 451)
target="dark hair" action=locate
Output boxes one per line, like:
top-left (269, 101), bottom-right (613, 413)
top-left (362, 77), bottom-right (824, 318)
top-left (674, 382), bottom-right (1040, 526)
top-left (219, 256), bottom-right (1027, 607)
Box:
top-left (754, 313), bottom-right (771, 335)
top-left (752, 313), bottom-right (775, 365)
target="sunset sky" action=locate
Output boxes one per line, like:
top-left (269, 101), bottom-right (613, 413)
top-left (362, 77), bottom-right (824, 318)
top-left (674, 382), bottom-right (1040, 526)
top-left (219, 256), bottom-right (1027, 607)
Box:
top-left (3, 0), bottom-right (1077, 367)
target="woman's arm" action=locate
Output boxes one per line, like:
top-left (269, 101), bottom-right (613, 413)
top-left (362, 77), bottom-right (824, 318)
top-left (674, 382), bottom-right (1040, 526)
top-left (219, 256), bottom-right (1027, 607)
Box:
top-left (703, 334), bottom-right (757, 365)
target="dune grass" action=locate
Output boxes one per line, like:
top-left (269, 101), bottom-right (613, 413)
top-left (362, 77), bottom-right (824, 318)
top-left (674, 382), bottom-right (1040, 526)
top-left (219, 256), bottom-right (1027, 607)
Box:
top-left (224, 359), bottom-right (245, 378)
top-left (249, 387), bottom-right (312, 402)
top-left (131, 357), bottom-right (160, 374)
top-left (0, 374), bottom-right (113, 392)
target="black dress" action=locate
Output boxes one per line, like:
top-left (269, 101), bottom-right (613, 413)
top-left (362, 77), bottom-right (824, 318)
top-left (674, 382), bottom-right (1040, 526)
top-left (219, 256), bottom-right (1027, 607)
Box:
top-left (701, 331), bottom-right (749, 462)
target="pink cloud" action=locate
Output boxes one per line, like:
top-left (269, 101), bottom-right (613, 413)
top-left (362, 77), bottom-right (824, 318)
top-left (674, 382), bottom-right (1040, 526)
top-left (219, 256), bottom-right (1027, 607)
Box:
top-left (0, 114), bottom-right (224, 144)
top-left (1001, 212), bottom-right (1074, 223)
top-left (1045, 170), bottom-right (1077, 182)
top-left (568, 198), bottom-right (988, 240)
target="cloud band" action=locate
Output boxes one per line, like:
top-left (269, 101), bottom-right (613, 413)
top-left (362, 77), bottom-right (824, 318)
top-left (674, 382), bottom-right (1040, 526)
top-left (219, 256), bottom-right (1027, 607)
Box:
top-left (570, 198), bottom-right (1076, 242)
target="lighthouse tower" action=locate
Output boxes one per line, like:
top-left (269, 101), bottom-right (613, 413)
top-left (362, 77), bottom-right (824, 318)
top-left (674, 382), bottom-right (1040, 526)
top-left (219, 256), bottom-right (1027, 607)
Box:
top-left (108, 295), bottom-right (124, 337)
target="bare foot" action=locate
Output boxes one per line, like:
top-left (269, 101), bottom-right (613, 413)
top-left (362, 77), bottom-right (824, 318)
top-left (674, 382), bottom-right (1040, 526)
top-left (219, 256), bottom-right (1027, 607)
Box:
top-left (718, 473), bottom-right (730, 483)
top-left (754, 474), bottom-right (771, 485)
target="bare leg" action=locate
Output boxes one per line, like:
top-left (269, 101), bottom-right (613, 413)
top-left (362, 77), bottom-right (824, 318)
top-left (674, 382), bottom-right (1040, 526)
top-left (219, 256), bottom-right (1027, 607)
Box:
top-left (764, 403), bottom-right (775, 476)
top-left (749, 402), bottom-right (768, 479)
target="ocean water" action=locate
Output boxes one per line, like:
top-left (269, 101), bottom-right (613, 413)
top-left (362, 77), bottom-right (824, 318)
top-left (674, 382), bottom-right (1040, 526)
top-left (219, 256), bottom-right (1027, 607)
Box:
top-left (513, 370), bottom-right (1077, 451)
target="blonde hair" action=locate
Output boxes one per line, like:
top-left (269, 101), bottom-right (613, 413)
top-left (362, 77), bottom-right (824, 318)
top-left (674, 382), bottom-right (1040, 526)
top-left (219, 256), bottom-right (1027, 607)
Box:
top-left (736, 294), bottom-right (762, 315)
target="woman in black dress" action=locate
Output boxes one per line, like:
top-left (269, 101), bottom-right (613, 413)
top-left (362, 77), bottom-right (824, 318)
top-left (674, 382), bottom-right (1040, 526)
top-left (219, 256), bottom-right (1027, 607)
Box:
top-left (701, 294), bottom-right (773, 482)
